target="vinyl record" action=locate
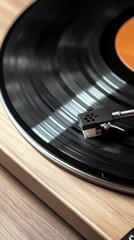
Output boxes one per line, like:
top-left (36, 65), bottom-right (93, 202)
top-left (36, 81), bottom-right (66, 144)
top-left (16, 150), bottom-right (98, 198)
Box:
top-left (0, 0), bottom-right (134, 194)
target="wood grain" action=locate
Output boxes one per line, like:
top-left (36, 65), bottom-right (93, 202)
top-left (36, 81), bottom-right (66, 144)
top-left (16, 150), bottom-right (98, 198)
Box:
top-left (0, 166), bottom-right (84, 240)
top-left (0, 1), bottom-right (134, 240)
top-left (0, 0), bottom-right (32, 45)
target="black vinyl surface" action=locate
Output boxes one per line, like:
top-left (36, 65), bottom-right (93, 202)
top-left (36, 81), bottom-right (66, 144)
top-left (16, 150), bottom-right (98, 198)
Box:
top-left (1, 0), bottom-right (134, 191)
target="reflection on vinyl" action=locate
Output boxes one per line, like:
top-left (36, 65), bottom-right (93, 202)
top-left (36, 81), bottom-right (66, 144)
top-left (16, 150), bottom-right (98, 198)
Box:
top-left (0, 0), bottom-right (134, 194)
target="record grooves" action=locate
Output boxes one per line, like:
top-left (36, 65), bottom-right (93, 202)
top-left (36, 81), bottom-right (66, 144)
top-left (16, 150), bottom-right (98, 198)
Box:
top-left (0, 0), bottom-right (134, 194)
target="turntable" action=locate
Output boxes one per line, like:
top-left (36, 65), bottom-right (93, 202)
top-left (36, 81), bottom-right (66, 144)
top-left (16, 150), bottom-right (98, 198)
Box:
top-left (0, 1), bottom-right (134, 239)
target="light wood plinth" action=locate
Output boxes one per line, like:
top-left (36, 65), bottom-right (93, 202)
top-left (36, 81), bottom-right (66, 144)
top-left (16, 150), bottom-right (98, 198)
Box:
top-left (0, 166), bottom-right (84, 240)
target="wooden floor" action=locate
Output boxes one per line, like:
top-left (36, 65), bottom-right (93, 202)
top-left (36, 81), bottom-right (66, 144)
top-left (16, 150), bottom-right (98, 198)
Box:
top-left (0, 167), bottom-right (84, 240)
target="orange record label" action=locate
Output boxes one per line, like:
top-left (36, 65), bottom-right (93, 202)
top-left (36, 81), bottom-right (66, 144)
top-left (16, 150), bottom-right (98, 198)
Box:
top-left (115, 17), bottom-right (134, 72)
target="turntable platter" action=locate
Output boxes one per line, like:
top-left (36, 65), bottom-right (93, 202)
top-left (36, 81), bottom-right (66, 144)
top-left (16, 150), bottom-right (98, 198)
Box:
top-left (0, 0), bottom-right (134, 194)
